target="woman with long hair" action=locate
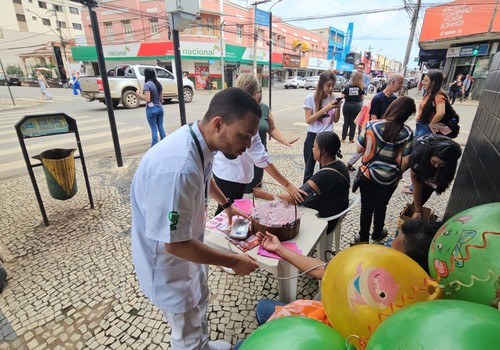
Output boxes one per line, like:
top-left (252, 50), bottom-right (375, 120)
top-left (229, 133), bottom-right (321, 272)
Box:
top-left (341, 71), bottom-right (365, 143)
top-left (36, 71), bottom-right (52, 100)
top-left (303, 71), bottom-right (341, 182)
top-left (410, 134), bottom-right (461, 220)
top-left (138, 68), bottom-right (166, 147)
top-left (236, 75), bottom-right (299, 193)
top-left (212, 73), bottom-right (301, 215)
top-left (416, 69), bottom-right (447, 138)
top-left (355, 96), bottom-right (415, 243)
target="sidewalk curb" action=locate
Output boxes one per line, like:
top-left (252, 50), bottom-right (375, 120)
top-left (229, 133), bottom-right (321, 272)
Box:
top-left (0, 98), bottom-right (40, 112)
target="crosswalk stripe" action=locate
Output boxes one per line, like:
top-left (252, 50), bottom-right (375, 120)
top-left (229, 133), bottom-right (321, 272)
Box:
top-left (0, 126), bottom-right (145, 156)
top-left (0, 134), bottom-right (148, 173)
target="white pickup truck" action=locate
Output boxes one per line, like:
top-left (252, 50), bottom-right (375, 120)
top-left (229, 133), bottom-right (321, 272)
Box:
top-left (79, 64), bottom-right (195, 109)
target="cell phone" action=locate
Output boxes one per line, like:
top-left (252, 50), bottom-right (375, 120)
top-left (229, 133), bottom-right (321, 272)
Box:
top-left (229, 218), bottom-right (250, 240)
top-left (335, 97), bottom-right (344, 103)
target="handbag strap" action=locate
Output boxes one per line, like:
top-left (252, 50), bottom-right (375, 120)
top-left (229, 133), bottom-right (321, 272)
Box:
top-left (319, 166), bottom-right (350, 186)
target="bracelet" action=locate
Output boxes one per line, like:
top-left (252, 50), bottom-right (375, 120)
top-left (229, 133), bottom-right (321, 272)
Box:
top-left (221, 198), bottom-right (234, 210)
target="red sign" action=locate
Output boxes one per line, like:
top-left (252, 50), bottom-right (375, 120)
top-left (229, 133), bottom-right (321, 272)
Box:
top-left (419, 0), bottom-right (496, 42)
top-left (136, 42), bottom-right (174, 57)
top-left (282, 53), bottom-right (301, 68)
top-left (194, 64), bottom-right (210, 90)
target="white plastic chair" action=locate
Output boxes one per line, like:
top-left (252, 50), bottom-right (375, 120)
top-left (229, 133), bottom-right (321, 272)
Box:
top-left (316, 194), bottom-right (361, 259)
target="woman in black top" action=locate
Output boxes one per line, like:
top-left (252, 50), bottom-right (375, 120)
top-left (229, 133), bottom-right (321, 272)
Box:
top-left (448, 74), bottom-right (464, 105)
top-left (255, 132), bottom-right (349, 233)
top-left (410, 134), bottom-right (461, 220)
top-left (341, 72), bottom-right (365, 143)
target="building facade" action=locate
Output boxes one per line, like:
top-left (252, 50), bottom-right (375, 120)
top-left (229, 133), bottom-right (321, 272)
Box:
top-left (418, 0), bottom-right (500, 99)
top-left (73, 0), bottom-right (329, 89)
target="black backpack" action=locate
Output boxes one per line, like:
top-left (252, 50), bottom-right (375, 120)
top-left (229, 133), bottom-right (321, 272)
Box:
top-left (432, 94), bottom-right (460, 139)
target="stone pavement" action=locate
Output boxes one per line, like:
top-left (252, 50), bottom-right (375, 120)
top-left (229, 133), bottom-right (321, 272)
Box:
top-left (0, 122), bottom-right (454, 349)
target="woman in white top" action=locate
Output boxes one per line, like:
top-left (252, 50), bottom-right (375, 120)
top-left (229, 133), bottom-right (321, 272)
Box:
top-left (213, 74), bottom-right (301, 215)
top-left (303, 71), bottom-right (341, 182)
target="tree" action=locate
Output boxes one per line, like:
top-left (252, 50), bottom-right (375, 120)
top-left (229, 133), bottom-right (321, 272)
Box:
top-left (6, 65), bottom-right (24, 78)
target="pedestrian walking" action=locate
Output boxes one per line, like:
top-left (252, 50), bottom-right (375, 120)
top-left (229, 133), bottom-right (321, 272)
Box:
top-left (130, 88), bottom-right (260, 350)
top-left (72, 71), bottom-right (82, 95)
top-left (448, 74), bottom-right (464, 105)
top-left (463, 74), bottom-right (473, 100)
top-left (36, 71), bottom-right (52, 100)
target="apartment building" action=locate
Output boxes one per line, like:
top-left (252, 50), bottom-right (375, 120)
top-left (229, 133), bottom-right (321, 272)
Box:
top-left (73, 0), bottom-right (330, 89)
top-left (1, 0), bottom-right (86, 78)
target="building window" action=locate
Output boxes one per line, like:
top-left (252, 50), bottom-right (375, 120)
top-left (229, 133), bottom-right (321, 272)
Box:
top-left (207, 17), bottom-right (214, 36)
top-left (32, 16), bottom-right (37, 20)
top-left (53, 4), bottom-right (63, 12)
top-left (236, 24), bottom-right (243, 44)
top-left (69, 6), bottom-right (79, 15)
top-left (16, 14), bottom-right (27, 22)
top-left (57, 21), bottom-right (66, 28)
top-left (104, 22), bottom-right (114, 41)
top-left (277, 35), bottom-right (285, 49)
top-left (38, 1), bottom-right (47, 9)
top-left (42, 18), bottom-right (51, 26)
top-left (150, 18), bottom-right (160, 39)
top-left (73, 23), bottom-right (82, 30)
top-left (257, 29), bottom-right (264, 48)
top-left (122, 20), bottom-right (133, 40)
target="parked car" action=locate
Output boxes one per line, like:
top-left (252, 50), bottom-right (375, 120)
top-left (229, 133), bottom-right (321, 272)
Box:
top-left (0, 76), bottom-right (22, 86)
top-left (405, 77), bottom-right (418, 89)
top-left (304, 76), bottom-right (320, 90)
top-left (284, 76), bottom-right (305, 89)
top-left (79, 64), bottom-right (194, 109)
top-left (334, 76), bottom-right (347, 92)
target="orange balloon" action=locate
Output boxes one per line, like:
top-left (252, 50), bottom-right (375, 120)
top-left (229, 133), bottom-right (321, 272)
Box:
top-left (321, 245), bottom-right (441, 349)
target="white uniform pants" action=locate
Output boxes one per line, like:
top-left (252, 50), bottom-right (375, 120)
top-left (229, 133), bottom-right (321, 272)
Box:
top-left (161, 266), bottom-right (210, 350)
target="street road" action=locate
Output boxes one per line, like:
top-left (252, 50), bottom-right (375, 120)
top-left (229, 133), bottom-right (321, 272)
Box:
top-left (0, 85), bottom-right (477, 180)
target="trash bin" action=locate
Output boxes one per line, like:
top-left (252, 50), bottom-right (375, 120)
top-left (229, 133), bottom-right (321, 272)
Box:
top-left (32, 148), bottom-right (78, 200)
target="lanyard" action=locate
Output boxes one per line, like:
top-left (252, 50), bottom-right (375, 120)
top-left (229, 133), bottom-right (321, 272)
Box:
top-left (188, 123), bottom-right (208, 206)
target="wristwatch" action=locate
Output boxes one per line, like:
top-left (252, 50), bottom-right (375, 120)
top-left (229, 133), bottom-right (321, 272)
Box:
top-left (221, 198), bottom-right (234, 210)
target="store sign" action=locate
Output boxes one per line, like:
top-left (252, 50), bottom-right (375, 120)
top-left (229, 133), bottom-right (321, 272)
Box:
top-left (255, 8), bottom-right (270, 27)
top-left (282, 53), bottom-right (301, 68)
top-left (460, 43), bottom-right (489, 56)
top-left (180, 42), bottom-right (222, 58)
top-left (446, 47), bottom-right (461, 58)
top-left (103, 44), bottom-right (140, 58)
top-left (307, 57), bottom-right (330, 70)
top-left (241, 48), bottom-right (269, 62)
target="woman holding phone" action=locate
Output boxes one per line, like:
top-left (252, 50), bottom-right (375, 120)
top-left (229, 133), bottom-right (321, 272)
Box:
top-left (303, 71), bottom-right (341, 182)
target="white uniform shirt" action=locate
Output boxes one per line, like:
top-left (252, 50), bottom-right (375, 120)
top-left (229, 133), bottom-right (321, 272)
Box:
top-left (212, 133), bottom-right (272, 184)
top-left (130, 122), bottom-right (215, 313)
top-left (303, 94), bottom-right (337, 134)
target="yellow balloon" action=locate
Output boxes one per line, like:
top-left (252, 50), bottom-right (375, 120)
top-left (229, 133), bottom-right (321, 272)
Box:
top-left (321, 244), bottom-right (441, 349)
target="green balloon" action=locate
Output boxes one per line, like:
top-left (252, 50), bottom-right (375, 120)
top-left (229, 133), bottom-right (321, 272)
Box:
top-left (366, 300), bottom-right (500, 350)
top-left (428, 202), bottom-right (500, 306)
top-left (240, 316), bottom-right (354, 350)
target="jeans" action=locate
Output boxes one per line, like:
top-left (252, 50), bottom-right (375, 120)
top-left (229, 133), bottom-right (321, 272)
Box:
top-left (415, 122), bottom-right (432, 138)
top-left (303, 132), bottom-right (317, 183)
top-left (342, 102), bottom-right (362, 141)
top-left (449, 90), bottom-right (461, 105)
top-left (146, 106), bottom-right (166, 147)
top-left (72, 81), bottom-right (81, 95)
top-left (359, 175), bottom-right (397, 242)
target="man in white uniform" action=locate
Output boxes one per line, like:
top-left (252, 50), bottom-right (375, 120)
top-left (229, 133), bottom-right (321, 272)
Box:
top-left (131, 88), bottom-right (261, 350)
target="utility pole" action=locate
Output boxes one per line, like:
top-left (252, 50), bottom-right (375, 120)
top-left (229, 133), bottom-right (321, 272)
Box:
top-left (0, 58), bottom-right (15, 106)
top-left (220, 21), bottom-right (225, 89)
top-left (71, 0), bottom-right (123, 167)
top-left (52, 9), bottom-right (69, 82)
top-left (252, 0), bottom-right (271, 76)
top-left (402, 0), bottom-right (421, 77)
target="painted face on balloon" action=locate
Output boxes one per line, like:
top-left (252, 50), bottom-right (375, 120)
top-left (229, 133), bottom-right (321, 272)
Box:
top-left (348, 263), bottom-right (400, 310)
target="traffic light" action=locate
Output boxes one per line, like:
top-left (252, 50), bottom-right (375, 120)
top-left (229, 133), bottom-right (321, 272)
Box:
top-left (472, 44), bottom-right (480, 56)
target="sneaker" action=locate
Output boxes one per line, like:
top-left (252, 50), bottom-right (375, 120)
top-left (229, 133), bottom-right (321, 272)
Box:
top-left (208, 340), bottom-right (232, 350)
top-left (351, 234), bottom-right (368, 246)
top-left (347, 164), bottom-right (356, 171)
top-left (371, 229), bottom-right (388, 242)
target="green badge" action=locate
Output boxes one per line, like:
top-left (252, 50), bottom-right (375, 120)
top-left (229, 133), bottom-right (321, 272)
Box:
top-left (169, 211), bottom-right (179, 231)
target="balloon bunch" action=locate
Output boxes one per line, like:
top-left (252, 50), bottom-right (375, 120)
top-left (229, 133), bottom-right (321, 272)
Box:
top-left (240, 203), bottom-right (500, 350)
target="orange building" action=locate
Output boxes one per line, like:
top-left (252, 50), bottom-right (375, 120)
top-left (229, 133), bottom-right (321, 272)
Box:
top-left (418, 0), bottom-right (500, 99)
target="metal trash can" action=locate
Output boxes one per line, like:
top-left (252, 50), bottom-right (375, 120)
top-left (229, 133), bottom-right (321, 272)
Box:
top-left (32, 148), bottom-right (78, 200)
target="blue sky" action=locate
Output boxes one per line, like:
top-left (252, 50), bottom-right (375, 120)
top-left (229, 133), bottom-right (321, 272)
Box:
top-left (236, 0), bottom-right (451, 69)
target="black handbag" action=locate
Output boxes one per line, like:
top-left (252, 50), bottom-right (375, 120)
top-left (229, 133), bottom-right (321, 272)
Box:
top-left (433, 94), bottom-right (460, 139)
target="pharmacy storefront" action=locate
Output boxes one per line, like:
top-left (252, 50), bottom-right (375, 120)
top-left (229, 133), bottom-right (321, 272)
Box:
top-left (72, 42), bottom-right (283, 90)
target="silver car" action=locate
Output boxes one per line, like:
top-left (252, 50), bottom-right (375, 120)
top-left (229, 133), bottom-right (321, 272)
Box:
top-left (304, 76), bottom-right (320, 90)
top-left (284, 76), bottom-right (305, 89)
